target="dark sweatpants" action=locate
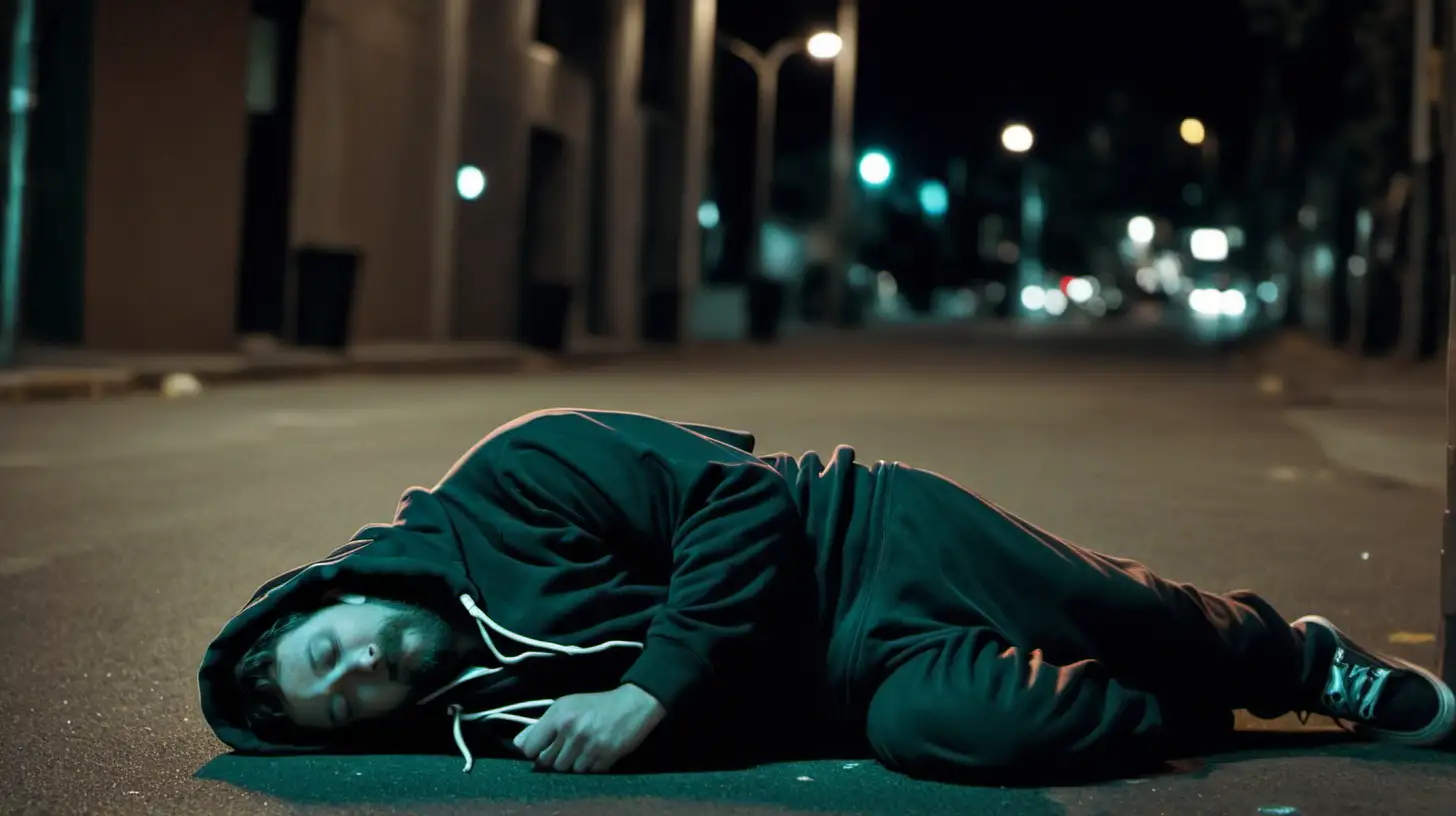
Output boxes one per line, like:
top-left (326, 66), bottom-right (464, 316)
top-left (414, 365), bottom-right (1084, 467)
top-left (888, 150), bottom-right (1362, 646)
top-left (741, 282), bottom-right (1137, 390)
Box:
top-left (846, 466), bottom-right (1308, 777)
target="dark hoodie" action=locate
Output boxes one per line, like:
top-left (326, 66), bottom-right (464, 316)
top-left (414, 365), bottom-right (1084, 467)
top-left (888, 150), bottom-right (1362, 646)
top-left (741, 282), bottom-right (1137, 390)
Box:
top-left (198, 408), bottom-right (899, 769)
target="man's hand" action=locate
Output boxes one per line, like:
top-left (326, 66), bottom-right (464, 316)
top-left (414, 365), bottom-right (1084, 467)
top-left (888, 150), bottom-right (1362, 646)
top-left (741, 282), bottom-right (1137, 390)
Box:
top-left (513, 684), bottom-right (667, 773)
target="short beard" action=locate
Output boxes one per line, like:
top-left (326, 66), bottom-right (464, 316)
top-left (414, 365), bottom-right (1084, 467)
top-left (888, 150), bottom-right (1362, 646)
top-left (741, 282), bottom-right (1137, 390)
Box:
top-left (375, 601), bottom-right (459, 696)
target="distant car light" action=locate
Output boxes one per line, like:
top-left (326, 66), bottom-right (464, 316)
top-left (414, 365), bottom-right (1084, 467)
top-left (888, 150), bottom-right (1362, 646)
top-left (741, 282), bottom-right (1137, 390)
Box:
top-left (1190, 228), bottom-right (1229, 262)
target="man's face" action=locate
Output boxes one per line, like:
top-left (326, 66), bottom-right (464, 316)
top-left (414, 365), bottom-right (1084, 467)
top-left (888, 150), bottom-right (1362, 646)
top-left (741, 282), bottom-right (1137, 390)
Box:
top-left (272, 597), bottom-right (457, 731)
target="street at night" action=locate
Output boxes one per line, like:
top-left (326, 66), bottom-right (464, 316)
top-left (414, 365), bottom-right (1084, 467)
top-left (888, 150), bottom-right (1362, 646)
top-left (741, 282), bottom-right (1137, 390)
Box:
top-left (2, 329), bottom-right (1451, 815)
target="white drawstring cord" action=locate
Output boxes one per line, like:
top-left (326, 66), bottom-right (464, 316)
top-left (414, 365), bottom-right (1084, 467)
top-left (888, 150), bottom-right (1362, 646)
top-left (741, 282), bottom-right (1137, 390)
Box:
top-left (430, 594), bottom-right (644, 772)
top-left (460, 595), bottom-right (643, 663)
top-left (447, 699), bottom-right (554, 772)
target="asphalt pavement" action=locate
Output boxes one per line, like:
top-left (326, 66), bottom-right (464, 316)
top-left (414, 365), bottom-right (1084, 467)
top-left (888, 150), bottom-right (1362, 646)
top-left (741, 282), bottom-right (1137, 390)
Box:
top-left (2, 323), bottom-right (1452, 816)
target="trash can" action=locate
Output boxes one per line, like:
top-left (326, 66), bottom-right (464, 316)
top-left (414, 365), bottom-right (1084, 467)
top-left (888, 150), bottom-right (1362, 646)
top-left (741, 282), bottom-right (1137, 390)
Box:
top-left (746, 276), bottom-right (785, 343)
top-left (520, 282), bottom-right (573, 352)
top-left (641, 286), bottom-right (682, 344)
top-left (291, 246), bottom-right (361, 349)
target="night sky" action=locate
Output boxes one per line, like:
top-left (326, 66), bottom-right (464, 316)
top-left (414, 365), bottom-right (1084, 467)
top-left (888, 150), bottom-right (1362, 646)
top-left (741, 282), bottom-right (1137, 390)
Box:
top-left (712, 0), bottom-right (1265, 198)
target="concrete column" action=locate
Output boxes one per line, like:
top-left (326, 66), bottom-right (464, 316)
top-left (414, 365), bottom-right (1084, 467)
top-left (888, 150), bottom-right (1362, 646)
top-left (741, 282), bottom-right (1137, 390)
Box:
top-left (671, 0), bottom-right (717, 309)
top-left (597, 0), bottom-right (646, 342)
top-left (427, 0), bottom-right (469, 340)
top-left (451, 0), bottom-right (535, 340)
top-left (84, 0), bottom-right (250, 351)
top-left (643, 0), bottom-right (715, 343)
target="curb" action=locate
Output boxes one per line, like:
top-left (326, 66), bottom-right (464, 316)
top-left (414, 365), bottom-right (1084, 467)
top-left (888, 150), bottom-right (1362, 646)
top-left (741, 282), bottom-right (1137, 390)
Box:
top-left (0, 368), bottom-right (138, 403)
top-left (0, 348), bottom-right (637, 404)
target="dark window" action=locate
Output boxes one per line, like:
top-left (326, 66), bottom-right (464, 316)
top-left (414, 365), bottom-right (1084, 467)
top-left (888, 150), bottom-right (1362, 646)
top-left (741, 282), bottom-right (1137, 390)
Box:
top-left (536, 0), bottom-right (601, 65)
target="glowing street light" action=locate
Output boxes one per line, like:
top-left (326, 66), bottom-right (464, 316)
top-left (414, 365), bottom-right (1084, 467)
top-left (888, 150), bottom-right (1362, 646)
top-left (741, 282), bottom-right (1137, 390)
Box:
top-left (697, 200), bottom-right (720, 230)
top-left (1127, 215), bottom-right (1155, 244)
top-left (1179, 117), bottom-right (1206, 146)
top-left (917, 179), bottom-right (948, 217)
top-left (720, 30), bottom-right (843, 283)
top-left (1190, 228), bottom-right (1229, 261)
top-left (1001, 123), bottom-right (1034, 154)
top-left (858, 151), bottom-right (893, 187)
top-left (456, 165), bottom-right (486, 200)
top-left (806, 31), bottom-right (843, 60)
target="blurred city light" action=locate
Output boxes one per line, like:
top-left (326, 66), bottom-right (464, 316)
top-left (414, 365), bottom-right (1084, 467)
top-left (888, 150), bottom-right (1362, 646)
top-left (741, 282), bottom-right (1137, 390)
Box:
top-left (456, 165), bottom-right (486, 200)
top-left (1190, 228), bottom-right (1229, 261)
top-left (1189, 288), bottom-right (1246, 318)
top-left (1065, 277), bottom-right (1094, 304)
top-left (1256, 280), bottom-right (1280, 304)
top-left (697, 200), bottom-right (720, 229)
top-left (1179, 118), bottom-right (1206, 146)
top-left (1020, 285), bottom-right (1047, 311)
top-left (858, 151), bottom-right (893, 186)
top-left (1043, 288), bottom-right (1068, 316)
top-left (1001, 123), bottom-right (1034, 154)
top-left (1127, 215), bottom-right (1155, 244)
top-left (917, 179), bottom-right (949, 217)
top-left (806, 31), bottom-right (843, 60)
top-left (1220, 289), bottom-right (1247, 317)
top-left (1188, 289), bottom-right (1219, 315)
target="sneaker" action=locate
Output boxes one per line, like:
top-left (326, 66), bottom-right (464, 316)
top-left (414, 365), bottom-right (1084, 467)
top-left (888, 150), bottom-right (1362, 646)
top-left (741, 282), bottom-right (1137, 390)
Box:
top-left (1294, 615), bottom-right (1455, 747)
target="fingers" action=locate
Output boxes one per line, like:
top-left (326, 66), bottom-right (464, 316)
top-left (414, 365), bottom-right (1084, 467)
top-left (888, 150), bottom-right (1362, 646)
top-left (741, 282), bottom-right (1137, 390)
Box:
top-left (537, 734), bottom-right (564, 770)
top-left (515, 720), bottom-right (557, 762)
top-left (551, 731), bottom-right (588, 772)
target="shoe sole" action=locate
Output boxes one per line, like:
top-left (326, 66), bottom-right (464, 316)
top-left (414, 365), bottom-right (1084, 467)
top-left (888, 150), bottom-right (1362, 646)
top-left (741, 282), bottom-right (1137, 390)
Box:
top-left (1295, 615), bottom-right (1456, 747)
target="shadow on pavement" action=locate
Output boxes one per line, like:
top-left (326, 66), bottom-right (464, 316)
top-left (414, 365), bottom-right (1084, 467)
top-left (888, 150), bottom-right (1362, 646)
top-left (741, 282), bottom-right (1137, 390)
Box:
top-left (193, 752), bottom-right (1050, 815)
top-left (192, 730), bottom-right (1450, 814)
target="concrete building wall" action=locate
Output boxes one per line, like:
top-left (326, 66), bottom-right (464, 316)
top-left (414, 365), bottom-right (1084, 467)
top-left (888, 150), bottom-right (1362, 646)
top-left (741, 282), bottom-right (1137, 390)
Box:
top-left (596, 0), bottom-right (647, 342)
top-left (518, 42), bottom-right (594, 329)
top-left (83, 0), bottom-right (251, 351)
top-left (446, 0), bottom-right (529, 341)
top-left (71, 0), bottom-right (713, 353)
top-left (293, 0), bottom-right (597, 343)
top-left (289, 0), bottom-right (445, 342)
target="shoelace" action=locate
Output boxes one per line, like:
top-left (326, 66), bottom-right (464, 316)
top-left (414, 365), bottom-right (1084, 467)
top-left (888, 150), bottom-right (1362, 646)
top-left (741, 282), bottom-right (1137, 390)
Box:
top-left (1320, 646), bottom-right (1392, 723)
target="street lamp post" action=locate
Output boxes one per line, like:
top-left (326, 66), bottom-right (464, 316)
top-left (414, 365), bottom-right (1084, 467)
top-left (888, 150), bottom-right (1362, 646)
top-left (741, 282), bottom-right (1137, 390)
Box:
top-left (1180, 117), bottom-right (1218, 205)
top-left (1001, 123), bottom-right (1041, 315)
top-left (720, 31), bottom-right (841, 286)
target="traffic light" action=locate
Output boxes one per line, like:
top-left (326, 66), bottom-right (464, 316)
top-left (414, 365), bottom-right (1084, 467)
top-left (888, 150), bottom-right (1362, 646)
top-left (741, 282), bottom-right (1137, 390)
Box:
top-left (858, 151), bottom-right (893, 187)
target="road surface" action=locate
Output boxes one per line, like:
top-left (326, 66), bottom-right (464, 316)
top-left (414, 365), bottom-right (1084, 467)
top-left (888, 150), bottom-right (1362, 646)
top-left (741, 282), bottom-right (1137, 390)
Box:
top-left (1, 325), bottom-right (1451, 815)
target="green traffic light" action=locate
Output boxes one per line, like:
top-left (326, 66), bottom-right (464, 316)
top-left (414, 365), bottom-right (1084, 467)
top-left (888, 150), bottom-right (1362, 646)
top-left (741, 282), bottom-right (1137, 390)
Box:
top-left (858, 151), bottom-right (893, 186)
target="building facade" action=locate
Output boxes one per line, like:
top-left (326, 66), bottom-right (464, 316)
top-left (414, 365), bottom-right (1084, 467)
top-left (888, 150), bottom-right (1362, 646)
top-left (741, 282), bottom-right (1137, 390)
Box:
top-left (8, 0), bottom-right (716, 354)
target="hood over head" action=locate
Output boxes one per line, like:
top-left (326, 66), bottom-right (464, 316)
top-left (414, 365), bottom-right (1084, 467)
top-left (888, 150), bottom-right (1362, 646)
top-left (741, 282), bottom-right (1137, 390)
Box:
top-left (197, 413), bottom-right (759, 763)
top-left (198, 488), bottom-right (476, 755)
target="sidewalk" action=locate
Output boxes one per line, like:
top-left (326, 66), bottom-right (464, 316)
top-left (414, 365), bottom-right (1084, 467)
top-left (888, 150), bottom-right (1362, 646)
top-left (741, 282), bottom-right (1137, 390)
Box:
top-left (1244, 331), bottom-right (1448, 489)
top-left (0, 335), bottom-right (645, 402)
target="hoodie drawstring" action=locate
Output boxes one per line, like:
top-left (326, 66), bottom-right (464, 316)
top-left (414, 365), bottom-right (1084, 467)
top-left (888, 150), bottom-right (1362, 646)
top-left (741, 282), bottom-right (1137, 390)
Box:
top-left (423, 594), bottom-right (644, 772)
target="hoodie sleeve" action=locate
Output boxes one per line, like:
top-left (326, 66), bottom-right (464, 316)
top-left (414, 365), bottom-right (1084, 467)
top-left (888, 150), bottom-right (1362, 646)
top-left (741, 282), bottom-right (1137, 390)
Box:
top-left (485, 411), bottom-right (801, 713)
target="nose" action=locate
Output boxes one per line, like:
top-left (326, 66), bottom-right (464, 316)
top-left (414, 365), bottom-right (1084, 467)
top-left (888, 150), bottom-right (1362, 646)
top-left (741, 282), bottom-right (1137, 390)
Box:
top-left (348, 644), bottom-right (383, 675)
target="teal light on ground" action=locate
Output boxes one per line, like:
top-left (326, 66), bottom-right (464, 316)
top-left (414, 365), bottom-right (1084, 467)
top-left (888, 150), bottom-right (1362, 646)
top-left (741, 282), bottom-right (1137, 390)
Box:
top-left (456, 165), bottom-right (486, 200)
